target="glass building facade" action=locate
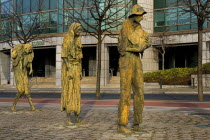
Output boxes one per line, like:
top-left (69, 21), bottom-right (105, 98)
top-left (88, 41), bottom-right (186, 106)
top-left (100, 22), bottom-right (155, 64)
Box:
top-left (154, 0), bottom-right (209, 32)
top-left (0, 0), bottom-right (133, 39)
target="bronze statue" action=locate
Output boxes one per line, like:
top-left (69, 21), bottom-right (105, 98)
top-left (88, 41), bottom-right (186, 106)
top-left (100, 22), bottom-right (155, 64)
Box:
top-left (11, 44), bottom-right (36, 111)
top-left (117, 4), bottom-right (151, 133)
top-left (61, 22), bottom-right (83, 125)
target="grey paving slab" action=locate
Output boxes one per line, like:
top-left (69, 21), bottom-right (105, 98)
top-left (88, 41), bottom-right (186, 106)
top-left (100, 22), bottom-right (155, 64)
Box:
top-left (0, 102), bottom-right (210, 140)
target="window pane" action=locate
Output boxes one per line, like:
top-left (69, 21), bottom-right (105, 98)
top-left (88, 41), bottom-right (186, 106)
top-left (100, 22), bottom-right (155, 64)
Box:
top-left (41, 0), bottom-right (49, 11)
top-left (1, 1), bottom-right (12, 18)
top-left (40, 12), bottom-right (49, 27)
top-left (49, 28), bottom-right (57, 33)
top-left (178, 1), bottom-right (185, 6)
top-left (178, 7), bottom-right (190, 24)
top-left (165, 8), bottom-right (177, 25)
top-left (191, 12), bottom-right (197, 23)
top-left (1, 20), bottom-right (10, 34)
top-left (31, 13), bottom-right (40, 28)
top-left (63, 10), bottom-right (73, 26)
top-left (178, 24), bottom-right (190, 30)
top-left (49, 11), bottom-right (58, 27)
top-left (1, 0), bottom-right (9, 3)
top-left (64, 0), bottom-right (71, 8)
top-left (40, 28), bottom-right (49, 34)
top-left (191, 23), bottom-right (198, 29)
top-left (22, 14), bottom-right (31, 32)
top-left (154, 27), bottom-right (166, 32)
top-left (16, 0), bottom-right (23, 14)
top-left (166, 0), bottom-right (177, 7)
top-left (74, 0), bottom-right (81, 7)
top-left (154, 10), bottom-right (165, 26)
top-left (31, 0), bottom-right (39, 12)
top-left (132, 0), bottom-right (137, 5)
top-left (23, 0), bottom-right (30, 13)
top-left (191, 0), bottom-right (196, 4)
top-left (50, 0), bottom-right (57, 9)
top-left (166, 25), bottom-right (177, 31)
top-left (154, 0), bottom-right (165, 9)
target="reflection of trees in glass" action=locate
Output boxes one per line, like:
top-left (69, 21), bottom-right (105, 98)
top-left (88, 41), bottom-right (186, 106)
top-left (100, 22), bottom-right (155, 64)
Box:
top-left (154, 0), bottom-right (209, 32)
top-left (0, 0), bottom-right (58, 46)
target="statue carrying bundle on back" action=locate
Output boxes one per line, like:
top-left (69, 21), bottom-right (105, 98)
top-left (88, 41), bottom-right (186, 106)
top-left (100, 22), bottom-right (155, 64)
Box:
top-left (11, 43), bottom-right (36, 111)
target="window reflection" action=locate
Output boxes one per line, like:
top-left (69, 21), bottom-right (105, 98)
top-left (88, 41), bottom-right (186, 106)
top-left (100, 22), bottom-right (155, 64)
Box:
top-left (154, 0), bottom-right (207, 32)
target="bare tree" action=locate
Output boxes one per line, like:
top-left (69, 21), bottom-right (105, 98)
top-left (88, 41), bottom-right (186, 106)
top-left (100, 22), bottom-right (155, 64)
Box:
top-left (153, 30), bottom-right (170, 71)
top-left (0, 0), bottom-right (48, 47)
top-left (177, 0), bottom-right (210, 101)
top-left (64, 0), bottom-right (133, 99)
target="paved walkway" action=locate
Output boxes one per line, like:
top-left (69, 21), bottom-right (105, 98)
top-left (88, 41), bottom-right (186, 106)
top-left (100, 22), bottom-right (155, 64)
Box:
top-left (1, 100), bottom-right (210, 139)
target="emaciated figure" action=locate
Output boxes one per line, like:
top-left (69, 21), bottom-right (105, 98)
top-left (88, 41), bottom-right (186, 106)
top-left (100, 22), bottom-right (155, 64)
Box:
top-left (11, 44), bottom-right (36, 111)
top-left (117, 4), bottom-right (151, 133)
top-left (61, 22), bottom-right (83, 125)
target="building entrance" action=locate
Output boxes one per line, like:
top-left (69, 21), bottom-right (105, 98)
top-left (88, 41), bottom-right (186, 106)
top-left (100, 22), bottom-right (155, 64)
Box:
top-left (82, 47), bottom-right (96, 77)
top-left (33, 48), bottom-right (56, 77)
top-left (159, 45), bottom-right (198, 69)
top-left (109, 46), bottom-right (120, 76)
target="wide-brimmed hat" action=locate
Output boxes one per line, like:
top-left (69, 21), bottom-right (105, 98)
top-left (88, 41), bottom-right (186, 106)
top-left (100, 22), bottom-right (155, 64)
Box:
top-left (129, 4), bottom-right (147, 17)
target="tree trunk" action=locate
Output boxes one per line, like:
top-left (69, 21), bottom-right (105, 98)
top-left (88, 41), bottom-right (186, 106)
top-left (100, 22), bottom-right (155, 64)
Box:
top-left (96, 37), bottom-right (102, 99)
top-left (162, 53), bottom-right (165, 71)
top-left (197, 28), bottom-right (203, 101)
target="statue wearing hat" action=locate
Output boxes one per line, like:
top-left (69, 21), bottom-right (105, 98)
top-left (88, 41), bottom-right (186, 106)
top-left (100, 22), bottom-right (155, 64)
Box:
top-left (117, 4), bottom-right (151, 133)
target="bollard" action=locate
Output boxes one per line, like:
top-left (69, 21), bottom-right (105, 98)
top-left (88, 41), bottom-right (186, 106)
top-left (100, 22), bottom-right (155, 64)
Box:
top-left (159, 78), bottom-right (162, 89)
top-left (83, 69), bottom-right (85, 77)
top-left (192, 78), bottom-right (195, 88)
top-left (110, 68), bottom-right (114, 77)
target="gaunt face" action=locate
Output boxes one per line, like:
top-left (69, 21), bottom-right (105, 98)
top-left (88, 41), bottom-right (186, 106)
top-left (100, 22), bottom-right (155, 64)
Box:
top-left (134, 15), bottom-right (143, 23)
top-left (75, 26), bottom-right (83, 36)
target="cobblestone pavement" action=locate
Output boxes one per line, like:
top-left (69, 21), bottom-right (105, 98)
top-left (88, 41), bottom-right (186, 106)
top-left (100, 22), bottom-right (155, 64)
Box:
top-left (0, 102), bottom-right (210, 140)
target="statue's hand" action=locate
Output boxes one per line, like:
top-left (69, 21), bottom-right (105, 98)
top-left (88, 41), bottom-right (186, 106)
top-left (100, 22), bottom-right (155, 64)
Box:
top-left (68, 72), bottom-right (74, 79)
top-left (29, 69), bottom-right (33, 75)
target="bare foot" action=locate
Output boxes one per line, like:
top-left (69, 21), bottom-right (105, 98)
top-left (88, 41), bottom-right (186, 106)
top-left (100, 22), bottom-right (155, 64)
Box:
top-left (31, 107), bottom-right (38, 111)
top-left (133, 125), bottom-right (141, 132)
top-left (118, 125), bottom-right (132, 134)
top-left (66, 120), bottom-right (74, 126)
top-left (11, 107), bottom-right (16, 112)
top-left (75, 118), bottom-right (85, 124)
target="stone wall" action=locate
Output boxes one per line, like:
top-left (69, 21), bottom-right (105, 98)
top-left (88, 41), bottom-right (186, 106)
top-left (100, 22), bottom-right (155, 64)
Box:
top-left (191, 74), bottom-right (210, 88)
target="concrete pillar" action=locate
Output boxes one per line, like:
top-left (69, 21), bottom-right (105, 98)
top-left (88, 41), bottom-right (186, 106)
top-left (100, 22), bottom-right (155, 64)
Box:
top-left (97, 43), bottom-right (109, 87)
top-left (56, 45), bottom-right (62, 87)
top-left (141, 47), bottom-right (159, 72)
top-left (9, 49), bottom-right (15, 86)
top-left (0, 51), bottom-right (10, 85)
top-left (202, 41), bottom-right (210, 64)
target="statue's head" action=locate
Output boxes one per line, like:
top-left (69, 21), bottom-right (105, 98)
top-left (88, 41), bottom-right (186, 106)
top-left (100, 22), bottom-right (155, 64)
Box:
top-left (68, 22), bottom-right (83, 37)
top-left (24, 44), bottom-right (33, 54)
top-left (129, 4), bottom-right (147, 22)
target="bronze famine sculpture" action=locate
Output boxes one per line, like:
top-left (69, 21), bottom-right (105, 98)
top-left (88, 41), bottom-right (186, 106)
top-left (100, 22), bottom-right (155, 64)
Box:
top-left (117, 4), bottom-right (151, 133)
top-left (61, 22), bottom-right (83, 125)
top-left (11, 44), bottom-right (36, 111)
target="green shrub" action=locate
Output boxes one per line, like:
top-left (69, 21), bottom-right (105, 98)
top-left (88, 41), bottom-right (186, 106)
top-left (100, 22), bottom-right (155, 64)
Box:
top-left (144, 68), bottom-right (196, 85)
top-left (202, 62), bottom-right (210, 69)
top-left (144, 62), bottom-right (210, 85)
